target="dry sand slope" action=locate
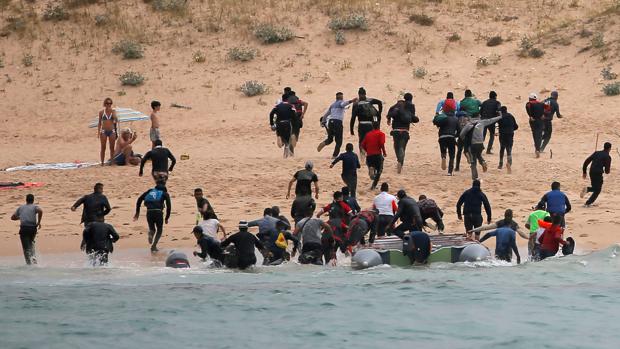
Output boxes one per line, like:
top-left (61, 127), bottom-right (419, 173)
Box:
top-left (0, 0), bottom-right (619, 256)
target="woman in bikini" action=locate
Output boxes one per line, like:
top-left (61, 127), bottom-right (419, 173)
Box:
top-left (97, 98), bottom-right (118, 165)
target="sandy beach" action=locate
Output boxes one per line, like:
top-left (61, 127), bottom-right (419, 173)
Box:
top-left (1, 0), bottom-right (619, 258)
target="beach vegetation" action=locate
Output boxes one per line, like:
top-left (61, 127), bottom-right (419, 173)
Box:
top-left (119, 71), bottom-right (145, 86)
top-left (42, 2), bottom-right (70, 21)
top-left (193, 50), bottom-right (206, 63)
top-left (486, 35), bottom-right (503, 47)
top-left (335, 31), bottom-right (346, 45)
top-left (112, 40), bottom-right (144, 59)
top-left (603, 82), bottom-right (620, 96)
top-left (601, 66), bottom-right (617, 80)
top-left (253, 23), bottom-right (294, 44)
top-left (447, 32), bottom-right (460, 42)
top-left (328, 13), bottom-right (368, 31)
top-left (228, 46), bottom-right (257, 62)
top-left (240, 80), bottom-right (267, 96)
top-left (22, 53), bottom-right (33, 67)
top-left (409, 13), bottom-right (434, 26)
top-left (413, 66), bottom-right (427, 79)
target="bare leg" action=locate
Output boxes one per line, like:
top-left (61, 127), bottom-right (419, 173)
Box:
top-left (108, 133), bottom-right (117, 162)
top-left (99, 133), bottom-right (108, 165)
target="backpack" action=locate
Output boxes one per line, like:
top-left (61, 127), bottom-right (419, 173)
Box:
top-left (443, 99), bottom-right (456, 113)
top-left (433, 113), bottom-right (447, 126)
top-left (357, 101), bottom-right (379, 122)
top-left (275, 232), bottom-right (288, 249)
top-left (543, 98), bottom-right (552, 115)
top-left (399, 108), bottom-right (413, 124)
top-left (144, 188), bottom-right (164, 209)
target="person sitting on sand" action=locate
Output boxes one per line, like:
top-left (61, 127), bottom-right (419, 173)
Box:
top-left (97, 97), bottom-right (118, 166)
top-left (113, 128), bottom-right (141, 166)
top-left (192, 226), bottom-right (224, 266)
top-left (220, 221), bottom-right (267, 270)
top-left (479, 227), bottom-right (521, 264)
top-left (81, 214), bottom-right (120, 266)
top-left (139, 139), bottom-right (176, 183)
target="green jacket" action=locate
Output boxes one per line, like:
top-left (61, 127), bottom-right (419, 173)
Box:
top-left (460, 97), bottom-right (481, 117)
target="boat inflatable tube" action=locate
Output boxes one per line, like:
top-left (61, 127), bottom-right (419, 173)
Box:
top-left (458, 244), bottom-right (491, 262)
top-left (351, 249), bottom-right (383, 270)
top-left (166, 251), bottom-right (190, 268)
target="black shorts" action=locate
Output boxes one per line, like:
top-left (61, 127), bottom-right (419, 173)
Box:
top-left (366, 154), bottom-right (384, 169)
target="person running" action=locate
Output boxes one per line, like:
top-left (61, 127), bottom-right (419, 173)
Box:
top-left (454, 110), bottom-right (470, 173)
top-left (294, 209), bottom-right (335, 265)
top-left (341, 187), bottom-right (360, 215)
top-left (480, 91), bottom-right (501, 154)
top-left (435, 92), bottom-right (460, 114)
top-left (457, 180), bottom-right (492, 240)
top-left (269, 95), bottom-right (297, 158)
top-left (537, 181), bottom-right (571, 227)
top-left (286, 161), bottom-right (319, 199)
top-left (469, 209), bottom-right (529, 239)
top-left (262, 220), bottom-right (300, 265)
top-left (11, 194), bottom-right (42, 265)
top-left (497, 106), bottom-right (518, 173)
top-left (525, 204), bottom-right (550, 258)
top-left (460, 89), bottom-right (481, 118)
top-left (390, 190), bottom-right (423, 239)
top-left (220, 221), bottom-right (267, 269)
top-left (112, 128), bottom-right (141, 166)
top-left (344, 209), bottom-right (377, 247)
top-left (460, 113), bottom-right (502, 180)
top-left (134, 181), bottom-right (172, 252)
top-left (417, 195), bottom-right (445, 233)
top-left (537, 214), bottom-right (568, 260)
top-left (433, 108), bottom-right (459, 175)
top-left (287, 91), bottom-right (308, 144)
top-left (290, 195), bottom-right (316, 224)
top-left (406, 231), bottom-right (432, 265)
top-left (81, 215), bottom-right (120, 266)
top-left (526, 92), bottom-right (545, 158)
top-left (373, 182), bottom-right (398, 239)
top-left (149, 100), bottom-right (162, 149)
top-left (581, 142), bottom-right (612, 207)
top-left (479, 227), bottom-right (521, 264)
top-left (197, 210), bottom-right (226, 241)
top-left (194, 188), bottom-right (217, 223)
top-left (97, 97), bottom-right (118, 166)
top-left (350, 87), bottom-right (383, 156)
top-left (387, 93), bottom-right (419, 173)
top-left (330, 143), bottom-right (361, 197)
top-left (541, 91), bottom-right (562, 152)
top-left (139, 139), bottom-right (176, 183)
top-left (361, 122), bottom-right (386, 190)
top-left (318, 92), bottom-right (357, 158)
top-left (71, 183), bottom-right (111, 226)
top-left (316, 191), bottom-right (354, 252)
top-left (249, 208), bottom-right (282, 243)
top-left (192, 225), bottom-right (224, 266)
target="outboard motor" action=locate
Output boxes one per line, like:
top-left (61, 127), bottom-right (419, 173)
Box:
top-left (166, 251), bottom-right (190, 268)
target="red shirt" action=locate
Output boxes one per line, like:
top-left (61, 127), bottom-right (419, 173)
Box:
top-left (537, 220), bottom-right (566, 253)
top-left (361, 129), bottom-right (386, 156)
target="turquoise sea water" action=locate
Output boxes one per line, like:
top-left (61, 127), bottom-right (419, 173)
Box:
top-left (1, 246), bottom-right (619, 349)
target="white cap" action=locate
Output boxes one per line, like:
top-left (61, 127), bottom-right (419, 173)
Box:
top-left (529, 92), bottom-right (538, 100)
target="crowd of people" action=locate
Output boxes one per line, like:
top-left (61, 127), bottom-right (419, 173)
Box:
top-left (8, 89), bottom-right (614, 268)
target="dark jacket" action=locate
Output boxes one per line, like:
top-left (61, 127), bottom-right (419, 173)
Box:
top-left (351, 98), bottom-right (383, 133)
top-left (434, 113), bottom-right (459, 138)
top-left (83, 221), bottom-right (119, 253)
top-left (583, 150), bottom-right (612, 175)
top-left (269, 102), bottom-right (296, 125)
top-left (196, 236), bottom-right (224, 262)
top-left (220, 230), bottom-right (265, 261)
top-left (72, 192), bottom-right (111, 224)
top-left (497, 112), bottom-right (519, 135)
top-left (387, 101), bottom-right (419, 129)
top-left (543, 97), bottom-right (561, 119)
top-left (392, 196), bottom-right (423, 228)
top-left (538, 190), bottom-right (571, 215)
top-left (135, 186), bottom-right (172, 221)
top-left (480, 98), bottom-right (501, 120)
top-left (526, 100), bottom-right (545, 120)
top-left (291, 196), bottom-right (316, 222)
top-left (140, 146), bottom-right (176, 174)
top-left (456, 186), bottom-right (492, 220)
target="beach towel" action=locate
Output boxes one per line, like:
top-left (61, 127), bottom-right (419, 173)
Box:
top-left (88, 108), bottom-right (149, 128)
top-left (4, 162), bottom-right (99, 172)
top-left (0, 182), bottom-right (45, 190)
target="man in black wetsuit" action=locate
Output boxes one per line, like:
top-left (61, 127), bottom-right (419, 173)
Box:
top-left (192, 226), bottom-right (224, 265)
top-left (220, 221), bottom-right (267, 269)
top-left (526, 93), bottom-right (545, 158)
top-left (456, 180), bottom-right (492, 240)
top-left (139, 139), bottom-right (176, 183)
top-left (134, 181), bottom-right (172, 252)
top-left (286, 161), bottom-right (319, 199)
top-left (390, 190), bottom-right (423, 239)
top-left (269, 95), bottom-right (298, 157)
top-left (497, 106), bottom-right (518, 173)
top-left (387, 93), bottom-right (419, 173)
top-left (406, 231), bottom-right (431, 265)
top-left (350, 87), bottom-right (383, 157)
top-left (541, 91), bottom-right (562, 152)
top-left (71, 183), bottom-right (111, 226)
top-left (581, 142), bottom-right (613, 207)
top-left (82, 214), bottom-right (120, 266)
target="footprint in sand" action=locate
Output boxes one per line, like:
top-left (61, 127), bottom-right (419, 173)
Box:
top-left (580, 233), bottom-right (589, 237)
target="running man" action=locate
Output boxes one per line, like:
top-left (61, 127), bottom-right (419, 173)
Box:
top-left (537, 181), bottom-right (571, 227)
top-left (286, 161), bottom-right (319, 199)
top-left (149, 100), bottom-right (162, 149)
top-left (287, 91), bottom-right (308, 144)
top-left (460, 113), bottom-right (502, 180)
top-left (194, 188), bottom-right (217, 222)
top-left (11, 194), bottom-right (42, 265)
top-left (350, 87), bottom-right (383, 156)
top-left (480, 91), bottom-right (501, 154)
top-left (581, 142), bottom-right (612, 207)
top-left (318, 92), bottom-right (357, 158)
top-left (435, 92), bottom-right (460, 114)
top-left (97, 97), bottom-right (118, 166)
top-left (220, 221), bottom-right (267, 269)
top-left (82, 215), bottom-right (120, 266)
top-left (330, 143), bottom-right (361, 197)
top-left (497, 106), bottom-right (518, 173)
top-left (387, 93), bottom-right (419, 173)
top-left (71, 183), bottom-right (111, 226)
top-left (139, 139), bottom-right (176, 183)
top-left (361, 122), bottom-right (386, 190)
top-left (373, 182), bottom-right (398, 239)
top-left (541, 91), bottom-right (562, 152)
top-left (113, 128), bottom-right (141, 166)
top-left (290, 195), bottom-right (316, 224)
top-left (460, 89), bottom-right (481, 118)
top-left (457, 180), bottom-right (492, 240)
top-left (390, 190), bottom-right (423, 239)
top-left (479, 227), bottom-right (521, 263)
top-left (433, 108), bottom-right (459, 175)
top-left (269, 95), bottom-right (297, 158)
top-left (526, 93), bottom-right (545, 158)
top-left (134, 181), bottom-right (172, 252)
